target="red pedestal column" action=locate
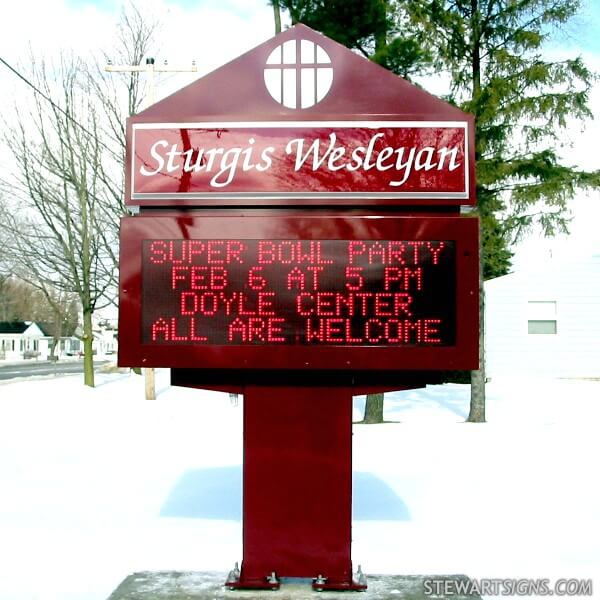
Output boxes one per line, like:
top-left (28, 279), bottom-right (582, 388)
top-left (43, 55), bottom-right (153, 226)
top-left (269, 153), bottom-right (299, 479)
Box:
top-left (239, 385), bottom-right (354, 587)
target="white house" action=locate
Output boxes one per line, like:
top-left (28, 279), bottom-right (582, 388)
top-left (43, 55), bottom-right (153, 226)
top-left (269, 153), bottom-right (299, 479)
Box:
top-left (0, 321), bottom-right (85, 361)
top-left (0, 321), bottom-right (50, 361)
top-left (484, 254), bottom-right (600, 378)
top-left (93, 320), bottom-right (118, 356)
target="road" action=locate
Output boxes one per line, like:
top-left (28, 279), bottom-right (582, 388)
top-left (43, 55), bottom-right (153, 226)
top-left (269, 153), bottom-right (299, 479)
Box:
top-left (0, 360), bottom-right (110, 381)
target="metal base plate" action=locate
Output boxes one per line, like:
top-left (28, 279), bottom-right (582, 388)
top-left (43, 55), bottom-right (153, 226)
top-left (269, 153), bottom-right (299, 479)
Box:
top-left (226, 578), bottom-right (280, 591)
top-left (107, 571), bottom-right (482, 599)
top-left (312, 580), bottom-right (367, 592)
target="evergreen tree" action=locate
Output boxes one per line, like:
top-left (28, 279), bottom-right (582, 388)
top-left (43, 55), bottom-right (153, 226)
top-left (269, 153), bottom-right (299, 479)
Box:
top-left (273, 0), bottom-right (599, 422)
top-left (405, 0), bottom-right (599, 420)
top-left (408, 0), bottom-right (597, 262)
top-left (277, 0), bottom-right (390, 53)
top-left (276, 0), bottom-right (434, 77)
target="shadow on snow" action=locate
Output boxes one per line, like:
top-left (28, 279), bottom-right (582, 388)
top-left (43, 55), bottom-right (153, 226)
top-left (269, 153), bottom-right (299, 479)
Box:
top-left (160, 466), bottom-right (410, 521)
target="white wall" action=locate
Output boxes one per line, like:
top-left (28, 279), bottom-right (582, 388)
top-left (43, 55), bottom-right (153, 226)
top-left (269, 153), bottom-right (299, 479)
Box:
top-left (0, 323), bottom-right (81, 362)
top-left (485, 255), bottom-right (600, 378)
top-left (0, 334), bottom-right (47, 361)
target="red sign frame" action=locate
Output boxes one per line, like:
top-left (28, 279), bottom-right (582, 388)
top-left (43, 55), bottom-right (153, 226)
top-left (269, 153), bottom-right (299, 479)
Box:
top-left (128, 121), bottom-right (471, 206)
top-left (119, 213), bottom-right (479, 371)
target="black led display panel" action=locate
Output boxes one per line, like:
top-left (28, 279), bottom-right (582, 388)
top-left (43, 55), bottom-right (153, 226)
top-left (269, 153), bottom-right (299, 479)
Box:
top-left (141, 239), bottom-right (456, 346)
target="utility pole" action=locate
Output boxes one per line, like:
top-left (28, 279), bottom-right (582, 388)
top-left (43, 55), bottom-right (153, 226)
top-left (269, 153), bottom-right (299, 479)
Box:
top-left (105, 57), bottom-right (197, 400)
top-left (105, 57), bottom-right (197, 106)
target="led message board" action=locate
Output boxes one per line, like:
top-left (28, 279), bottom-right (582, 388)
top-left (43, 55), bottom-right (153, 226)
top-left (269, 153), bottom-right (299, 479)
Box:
top-left (119, 215), bottom-right (478, 370)
top-left (142, 239), bottom-right (455, 346)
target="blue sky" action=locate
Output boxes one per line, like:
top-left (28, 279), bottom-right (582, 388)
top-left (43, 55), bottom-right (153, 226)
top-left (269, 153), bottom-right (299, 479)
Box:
top-left (557, 0), bottom-right (600, 53)
top-left (62, 0), bottom-right (600, 53)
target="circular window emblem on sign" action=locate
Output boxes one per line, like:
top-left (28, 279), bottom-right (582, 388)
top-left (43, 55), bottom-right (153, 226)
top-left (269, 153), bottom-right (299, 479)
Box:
top-left (264, 39), bottom-right (333, 109)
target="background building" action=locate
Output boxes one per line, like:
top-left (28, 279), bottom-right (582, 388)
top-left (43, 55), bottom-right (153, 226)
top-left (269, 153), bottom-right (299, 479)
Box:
top-left (485, 254), bottom-right (600, 378)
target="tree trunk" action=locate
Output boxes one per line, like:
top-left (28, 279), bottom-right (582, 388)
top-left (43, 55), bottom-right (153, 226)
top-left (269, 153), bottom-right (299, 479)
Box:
top-left (471, 0), bottom-right (481, 99)
top-left (468, 239), bottom-right (485, 422)
top-left (50, 316), bottom-right (63, 359)
top-left (374, 1), bottom-right (388, 53)
top-left (467, 0), bottom-right (485, 422)
top-left (359, 5), bottom-right (391, 427)
top-left (272, 0), bottom-right (282, 34)
top-left (362, 392), bottom-right (384, 423)
top-left (82, 309), bottom-right (95, 387)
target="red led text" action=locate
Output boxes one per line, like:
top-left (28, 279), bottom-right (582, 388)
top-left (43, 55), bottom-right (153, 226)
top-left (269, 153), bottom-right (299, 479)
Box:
top-left (142, 238), bottom-right (455, 347)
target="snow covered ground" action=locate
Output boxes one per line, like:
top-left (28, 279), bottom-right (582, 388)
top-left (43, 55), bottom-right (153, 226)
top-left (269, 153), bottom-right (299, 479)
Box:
top-left (0, 370), bottom-right (598, 600)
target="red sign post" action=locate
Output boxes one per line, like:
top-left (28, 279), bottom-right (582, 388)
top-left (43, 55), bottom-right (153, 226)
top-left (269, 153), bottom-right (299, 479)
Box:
top-left (119, 24), bottom-right (478, 591)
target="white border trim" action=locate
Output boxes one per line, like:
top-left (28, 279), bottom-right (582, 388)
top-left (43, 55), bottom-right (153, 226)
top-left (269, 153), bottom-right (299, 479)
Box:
top-left (131, 120), bottom-right (470, 200)
top-left (133, 120), bottom-right (468, 128)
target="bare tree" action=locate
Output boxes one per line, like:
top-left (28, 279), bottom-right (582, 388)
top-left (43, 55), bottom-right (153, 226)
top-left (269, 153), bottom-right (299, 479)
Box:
top-left (37, 289), bottom-right (79, 359)
top-left (1, 56), bottom-right (116, 386)
top-left (0, 5), bottom-right (158, 386)
top-left (0, 278), bottom-right (40, 322)
top-left (86, 3), bottom-right (159, 286)
top-left (88, 3), bottom-right (159, 207)
top-left (0, 208), bottom-right (12, 322)
top-left (0, 199), bottom-right (9, 272)
top-left (94, 2), bottom-right (158, 146)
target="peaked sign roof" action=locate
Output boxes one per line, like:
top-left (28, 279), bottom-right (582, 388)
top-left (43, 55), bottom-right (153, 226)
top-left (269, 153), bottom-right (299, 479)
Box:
top-left (127, 24), bottom-right (475, 207)
top-left (141, 24), bottom-right (466, 121)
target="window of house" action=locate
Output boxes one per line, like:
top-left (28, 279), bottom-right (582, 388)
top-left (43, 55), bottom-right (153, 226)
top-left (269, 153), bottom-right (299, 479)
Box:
top-left (527, 301), bottom-right (557, 334)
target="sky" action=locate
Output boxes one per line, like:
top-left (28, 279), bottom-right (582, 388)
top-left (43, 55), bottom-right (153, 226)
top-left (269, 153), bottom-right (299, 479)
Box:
top-left (0, 0), bottom-right (599, 270)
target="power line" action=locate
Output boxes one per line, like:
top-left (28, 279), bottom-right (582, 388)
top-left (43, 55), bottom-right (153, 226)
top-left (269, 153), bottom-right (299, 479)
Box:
top-left (105, 56), bottom-right (197, 106)
top-left (0, 55), bottom-right (120, 160)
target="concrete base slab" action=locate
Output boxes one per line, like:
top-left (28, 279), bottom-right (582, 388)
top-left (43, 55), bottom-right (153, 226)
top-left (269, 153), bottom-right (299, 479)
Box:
top-left (107, 571), bottom-right (482, 599)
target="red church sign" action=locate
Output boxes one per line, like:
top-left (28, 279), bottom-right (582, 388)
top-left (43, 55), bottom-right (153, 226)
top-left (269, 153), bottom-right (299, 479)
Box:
top-left (117, 24), bottom-right (480, 592)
